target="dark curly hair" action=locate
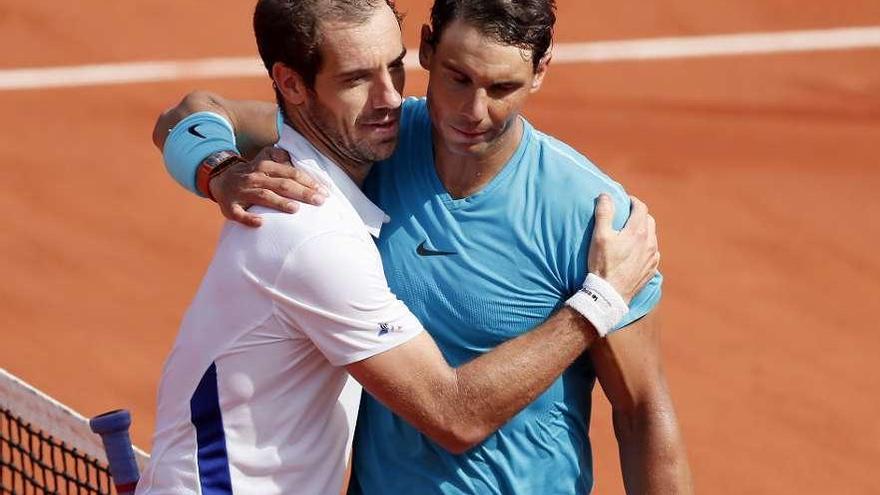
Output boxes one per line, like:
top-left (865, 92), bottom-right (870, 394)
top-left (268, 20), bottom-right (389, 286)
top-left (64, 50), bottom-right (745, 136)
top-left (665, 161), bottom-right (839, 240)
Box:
top-left (426, 0), bottom-right (556, 72)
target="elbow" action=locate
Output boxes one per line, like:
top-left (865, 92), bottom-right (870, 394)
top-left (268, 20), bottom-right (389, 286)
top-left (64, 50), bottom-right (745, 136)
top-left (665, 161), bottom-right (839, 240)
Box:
top-left (611, 396), bottom-right (678, 443)
top-left (430, 420), bottom-right (492, 455)
top-left (152, 107), bottom-right (172, 150)
top-left (176, 90), bottom-right (222, 114)
top-left (152, 90), bottom-right (222, 150)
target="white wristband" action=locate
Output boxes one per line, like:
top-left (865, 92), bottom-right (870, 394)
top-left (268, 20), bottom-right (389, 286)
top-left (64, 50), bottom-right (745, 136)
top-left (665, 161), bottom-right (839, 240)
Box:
top-left (565, 273), bottom-right (629, 337)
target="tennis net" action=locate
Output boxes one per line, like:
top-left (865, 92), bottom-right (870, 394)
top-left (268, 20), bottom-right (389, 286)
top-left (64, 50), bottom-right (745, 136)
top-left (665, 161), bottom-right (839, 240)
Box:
top-left (0, 368), bottom-right (148, 495)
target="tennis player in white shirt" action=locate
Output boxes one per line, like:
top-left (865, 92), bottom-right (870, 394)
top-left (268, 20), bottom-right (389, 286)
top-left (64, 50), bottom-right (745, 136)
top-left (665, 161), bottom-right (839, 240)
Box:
top-left (138, 1), bottom-right (660, 493)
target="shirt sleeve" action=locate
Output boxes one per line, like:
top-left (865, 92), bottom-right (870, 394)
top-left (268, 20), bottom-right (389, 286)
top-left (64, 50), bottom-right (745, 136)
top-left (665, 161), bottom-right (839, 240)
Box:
top-left (270, 230), bottom-right (424, 367)
top-left (607, 192), bottom-right (663, 330)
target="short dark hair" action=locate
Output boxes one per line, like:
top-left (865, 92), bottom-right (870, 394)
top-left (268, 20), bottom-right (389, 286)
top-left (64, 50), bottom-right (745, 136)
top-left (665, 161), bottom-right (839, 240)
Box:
top-left (427, 0), bottom-right (556, 72)
top-left (253, 0), bottom-right (402, 88)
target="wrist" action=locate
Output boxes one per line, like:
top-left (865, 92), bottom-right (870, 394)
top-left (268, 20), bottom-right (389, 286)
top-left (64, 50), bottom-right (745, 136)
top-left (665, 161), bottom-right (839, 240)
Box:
top-left (195, 150), bottom-right (245, 200)
top-left (565, 273), bottom-right (629, 337)
top-left (162, 111), bottom-right (238, 196)
top-left (596, 273), bottom-right (633, 303)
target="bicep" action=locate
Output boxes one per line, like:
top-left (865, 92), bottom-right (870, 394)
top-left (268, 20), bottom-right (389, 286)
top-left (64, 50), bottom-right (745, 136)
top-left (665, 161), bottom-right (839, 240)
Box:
top-left (153, 91), bottom-right (275, 150)
top-left (346, 332), bottom-right (453, 417)
top-left (225, 99), bottom-right (281, 158)
top-left (589, 311), bottom-right (669, 413)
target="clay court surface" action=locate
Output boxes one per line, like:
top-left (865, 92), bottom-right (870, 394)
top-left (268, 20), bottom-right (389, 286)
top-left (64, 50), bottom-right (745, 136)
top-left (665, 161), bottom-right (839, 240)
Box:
top-left (2, 0), bottom-right (879, 493)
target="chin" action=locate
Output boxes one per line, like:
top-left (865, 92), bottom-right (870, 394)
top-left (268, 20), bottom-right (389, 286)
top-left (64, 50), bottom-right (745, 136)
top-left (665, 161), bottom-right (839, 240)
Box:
top-left (448, 140), bottom-right (490, 157)
top-left (441, 129), bottom-right (493, 155)
top-left (368, 141), bottom-right (398, 161)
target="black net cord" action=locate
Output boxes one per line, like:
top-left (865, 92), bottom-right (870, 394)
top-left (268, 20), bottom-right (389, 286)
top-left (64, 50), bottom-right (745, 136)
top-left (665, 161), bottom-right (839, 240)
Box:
top-left (0, 407), bottom-right (115, 495)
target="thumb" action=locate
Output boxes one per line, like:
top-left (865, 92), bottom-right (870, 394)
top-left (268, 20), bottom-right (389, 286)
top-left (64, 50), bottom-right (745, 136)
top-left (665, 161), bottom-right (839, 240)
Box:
top-left (593, 194), bottom-right (615, 237)
top-left (268, 146), bottom-right (291, 164)
top-left (253, 145), bottom-right (278, 163)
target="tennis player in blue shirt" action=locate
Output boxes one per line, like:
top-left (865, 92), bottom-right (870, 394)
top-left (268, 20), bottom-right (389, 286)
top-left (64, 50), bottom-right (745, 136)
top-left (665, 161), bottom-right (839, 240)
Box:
top-left (154, 1), bottom-right (692, 493)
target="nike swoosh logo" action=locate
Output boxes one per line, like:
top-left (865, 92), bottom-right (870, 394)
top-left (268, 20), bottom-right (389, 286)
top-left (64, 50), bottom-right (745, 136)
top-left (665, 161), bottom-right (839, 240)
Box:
top-left (188, 124), bottom-right (206, 139)
top-left (416, 241), bottom-right (457, 257)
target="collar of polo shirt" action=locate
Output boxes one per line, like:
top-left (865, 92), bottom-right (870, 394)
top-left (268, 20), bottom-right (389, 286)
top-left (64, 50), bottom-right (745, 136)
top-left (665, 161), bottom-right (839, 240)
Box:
top-left (277, 125), bottom-right (390, 238)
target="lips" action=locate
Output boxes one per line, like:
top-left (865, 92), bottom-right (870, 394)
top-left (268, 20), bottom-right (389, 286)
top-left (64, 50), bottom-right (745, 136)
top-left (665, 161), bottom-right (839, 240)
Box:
top-left (361, 117), bottom-right (398, 130)
top-left (366, 120), bottom-right (397, 128)
top-left (451, 125), bottom-right (489, 140)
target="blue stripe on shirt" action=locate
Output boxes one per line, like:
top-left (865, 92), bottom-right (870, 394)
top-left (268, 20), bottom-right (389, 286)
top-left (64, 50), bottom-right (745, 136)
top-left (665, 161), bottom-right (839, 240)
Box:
top-left (190, 362), bottom-right (233, 494)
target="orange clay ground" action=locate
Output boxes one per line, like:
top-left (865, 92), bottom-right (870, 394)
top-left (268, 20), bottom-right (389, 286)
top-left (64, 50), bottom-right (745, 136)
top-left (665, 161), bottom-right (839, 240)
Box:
top-left (1, 1), bottom-right (879, 493)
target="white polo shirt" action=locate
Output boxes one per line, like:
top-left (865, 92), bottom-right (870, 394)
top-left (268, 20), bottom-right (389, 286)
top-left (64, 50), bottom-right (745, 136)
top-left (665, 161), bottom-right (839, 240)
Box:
top-left (136, 124), bottom-right (424, 495)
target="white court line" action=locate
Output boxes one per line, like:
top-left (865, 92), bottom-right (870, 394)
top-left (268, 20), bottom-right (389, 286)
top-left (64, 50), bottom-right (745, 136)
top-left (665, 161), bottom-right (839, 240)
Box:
top-left (1, 26), bottom-right (878, 91)
top-left (551, 25), bottom-right (880, 62)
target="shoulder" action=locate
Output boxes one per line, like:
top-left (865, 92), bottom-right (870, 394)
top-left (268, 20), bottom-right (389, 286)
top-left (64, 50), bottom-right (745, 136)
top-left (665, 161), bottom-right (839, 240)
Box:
top-left (529, 128), bottom-right (627, 200)
top-left (398, 97), bottom-right (430, 140)
top-left (401, 97), bottom-right (428, 122)
top-left (218, 198), bottom-right (351, 269)
top-left (525, 126), bottom-right (631, 228)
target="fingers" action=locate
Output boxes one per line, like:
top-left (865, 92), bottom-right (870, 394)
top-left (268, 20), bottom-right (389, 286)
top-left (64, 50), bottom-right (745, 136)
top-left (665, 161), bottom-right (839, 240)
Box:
top-left (253, 159), bottom-right (299, 179)
top-left (641, 219), bottom-right (662, 288)
top-left (624, 195), bottom-right (648, 232)
top-left (263, 176), bottom-right (326, 205)
top-left (246, 188), bottom-right (300, 214)
top-left (254, 145), bottom-right (289, 164)
top-left (227, 203), bottom-right (263, 228)
top-left (240, 168), bottom-right (325, 206)
top-left (267, 146), bottom-right (290, 164)
top-left (593, 194), bottom-right (615, 238)
top-left (283, 167), bottom-right (329, 199)
top-left (646, 212), bottom-right (658, 251)
top-left (250, 148), bottom-right (329, 202)
top-left (212, 145), bottom-right (331, 228)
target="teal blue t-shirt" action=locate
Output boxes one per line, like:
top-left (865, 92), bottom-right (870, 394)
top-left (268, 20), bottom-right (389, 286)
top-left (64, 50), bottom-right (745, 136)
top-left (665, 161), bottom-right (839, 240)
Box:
top-left (351, 98), bottom-right (662, 494)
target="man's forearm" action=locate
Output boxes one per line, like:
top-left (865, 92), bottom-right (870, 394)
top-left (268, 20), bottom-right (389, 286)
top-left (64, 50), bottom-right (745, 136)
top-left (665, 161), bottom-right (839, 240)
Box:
top-left (354, 307), bottom-right (600, 454)
top-left (615, 397), bottom-right (693, 494)
top-left (438, 308), bottom-right (598, 451)
top-left (152, 91), bottom-right (229, 150)
top-left (153, 91), bottom-right (278, 158)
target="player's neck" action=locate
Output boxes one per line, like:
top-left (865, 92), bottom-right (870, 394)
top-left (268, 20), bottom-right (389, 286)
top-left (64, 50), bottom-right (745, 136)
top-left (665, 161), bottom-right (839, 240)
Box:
top-left (285, 110), bottom-right (372, 188)
top-left (433, 118), bottom-right (523, 199)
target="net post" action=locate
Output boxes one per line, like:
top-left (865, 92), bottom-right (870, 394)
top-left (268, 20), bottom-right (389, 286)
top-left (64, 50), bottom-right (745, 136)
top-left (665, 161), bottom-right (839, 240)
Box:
top-left (89, 410), bottom-right (140, 495)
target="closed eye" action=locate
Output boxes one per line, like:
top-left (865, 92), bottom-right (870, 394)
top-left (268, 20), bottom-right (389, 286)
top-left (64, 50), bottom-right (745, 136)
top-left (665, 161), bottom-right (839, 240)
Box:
top-left (489, 82), bottom-right (522, 97)
top-left (449, 71), bottom-right (470, 86)
top-left (339, 70), bottom-right (370, 85)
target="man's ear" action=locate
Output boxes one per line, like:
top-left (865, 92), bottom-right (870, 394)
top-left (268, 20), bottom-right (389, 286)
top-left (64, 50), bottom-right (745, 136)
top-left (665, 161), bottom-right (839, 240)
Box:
top-left (419, 24), bottom-right (434, 70)
top-left (272, 62), bottom-right (308, 106)
top-left (529, 50), bottom-right (552, 93)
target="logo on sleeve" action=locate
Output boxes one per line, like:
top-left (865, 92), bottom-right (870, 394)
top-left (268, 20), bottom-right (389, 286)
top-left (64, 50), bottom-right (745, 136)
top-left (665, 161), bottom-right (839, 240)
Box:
top-left (187, 124), bottom-right (207, 139)
top-left (416, 240), bottom-right (457, 257)
top-left (378, 322), bottom-right (403, 336)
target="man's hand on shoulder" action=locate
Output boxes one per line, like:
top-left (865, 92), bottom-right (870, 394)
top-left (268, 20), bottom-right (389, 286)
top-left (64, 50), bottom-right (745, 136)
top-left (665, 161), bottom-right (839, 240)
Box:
top-left (209, 146), bottom-right (329, 227)
top-left (589, 194), bottom-right (659, 303)
top-left (153, 90), bottom-right (328, 225)
top-left (565, 193), bottom-right (659, 339)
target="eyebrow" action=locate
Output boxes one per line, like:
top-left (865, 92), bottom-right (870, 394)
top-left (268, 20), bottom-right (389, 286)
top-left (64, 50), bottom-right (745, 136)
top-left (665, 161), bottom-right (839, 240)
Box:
top-left (336, 47), bottom-right (408, 80)
top-left (440, 60), bottom-right (522, 88)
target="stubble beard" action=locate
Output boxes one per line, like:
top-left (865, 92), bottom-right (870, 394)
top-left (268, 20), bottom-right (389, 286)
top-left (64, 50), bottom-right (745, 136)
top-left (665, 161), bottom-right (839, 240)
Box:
top-left (305, 97), bottom-right (397, 166)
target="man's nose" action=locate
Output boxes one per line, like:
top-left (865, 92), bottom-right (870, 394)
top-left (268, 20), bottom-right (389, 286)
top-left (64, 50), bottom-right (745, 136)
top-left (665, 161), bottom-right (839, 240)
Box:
top-left (372, 69), bottom-right (403, 110)
top-left (460, 88), bottom-right (489, 124)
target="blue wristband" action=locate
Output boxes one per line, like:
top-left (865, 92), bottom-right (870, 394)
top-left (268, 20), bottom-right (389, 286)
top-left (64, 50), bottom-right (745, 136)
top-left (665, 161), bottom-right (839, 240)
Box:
top-left (162, 112), bottom-right (238, 196)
